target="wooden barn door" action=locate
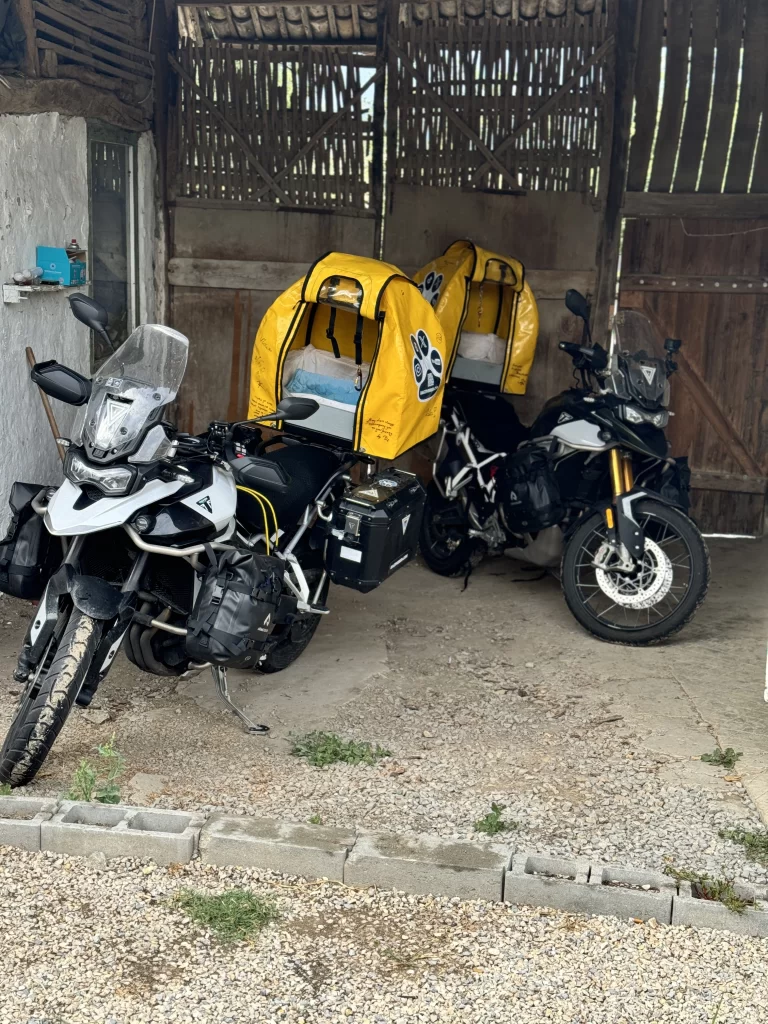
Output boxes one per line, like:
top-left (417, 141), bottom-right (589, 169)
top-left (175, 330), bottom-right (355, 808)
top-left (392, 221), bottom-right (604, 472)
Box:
top-left (620, 217), bottom-right (768, 535)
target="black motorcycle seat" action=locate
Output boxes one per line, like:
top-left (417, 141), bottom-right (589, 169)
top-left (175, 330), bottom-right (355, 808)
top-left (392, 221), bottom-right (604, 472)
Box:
top-left (232, 444), bottom-right (341, 533)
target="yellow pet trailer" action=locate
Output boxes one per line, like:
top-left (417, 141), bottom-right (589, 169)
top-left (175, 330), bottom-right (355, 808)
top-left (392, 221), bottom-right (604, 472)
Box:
top-left (413, 240), bottom-right (539, 394)
top-left (248, 253), bottom-right (448, 460)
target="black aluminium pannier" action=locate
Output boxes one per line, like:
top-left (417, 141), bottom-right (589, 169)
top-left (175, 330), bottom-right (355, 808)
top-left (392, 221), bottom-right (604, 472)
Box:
top-left (499, 446), bottom-right (564, 534)
top-left (0, 482), bottom-right (60, 600)
top-left (186, 548), bottom-right (285, 668)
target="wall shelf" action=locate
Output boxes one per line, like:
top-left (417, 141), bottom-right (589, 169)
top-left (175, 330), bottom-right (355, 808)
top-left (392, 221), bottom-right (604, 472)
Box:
top-left (3, 283), bottom-right (85, 304)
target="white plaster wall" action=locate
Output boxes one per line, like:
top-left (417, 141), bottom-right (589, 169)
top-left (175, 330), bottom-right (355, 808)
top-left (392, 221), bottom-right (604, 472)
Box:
top-left (0, 112), bottom-right (91, 533)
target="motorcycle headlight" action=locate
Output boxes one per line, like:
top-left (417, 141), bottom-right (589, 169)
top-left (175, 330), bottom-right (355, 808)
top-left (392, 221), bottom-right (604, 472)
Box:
top-left (621, 405), bottom-right (669, 428)
top-left (65, 452), bottom-right (135, 495)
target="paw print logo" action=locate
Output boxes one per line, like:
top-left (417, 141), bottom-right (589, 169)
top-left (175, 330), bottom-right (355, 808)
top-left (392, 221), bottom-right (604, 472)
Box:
top-left (410, 329), bottom-right (443, 402)
top-left (417, 271), bottom-right (444, 308)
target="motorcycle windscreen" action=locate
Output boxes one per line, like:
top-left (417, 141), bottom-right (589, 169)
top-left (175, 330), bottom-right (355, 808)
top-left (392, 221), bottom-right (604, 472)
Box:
top-left (609, 310), bottom-right (670, 408)
top-left (73, 325), bottom-right (189, 457)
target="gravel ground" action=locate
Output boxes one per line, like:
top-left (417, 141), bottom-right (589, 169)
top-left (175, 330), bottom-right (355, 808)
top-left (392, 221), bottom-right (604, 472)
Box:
top-left (1, 846), bottom-right (767, 1024)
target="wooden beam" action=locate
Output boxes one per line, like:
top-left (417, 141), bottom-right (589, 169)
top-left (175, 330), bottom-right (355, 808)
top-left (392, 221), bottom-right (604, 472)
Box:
top-left (170, 197), bottom-right (375, 218)
top-left (623, 191), bottom-right (768, 218)
top-left (37, 40), bottom-right (144, 83)
top-left (33, 0), bottom-right (153, 62)
top-left (168, 53), bottom-right (292, 204)
top-left (178, 0), bottom-right (377, 5)
top-left (470, 36), bottom-right (616, 184)
top-left (593, 0), bottom-right (643, 345)
top-left (621, 273), bottom-right (768, 294)
top-left (372, 0), bottom-right (387, 258)
top-left (252, 68), bottom-right (383, 201)
top-left (691, 470), bottom-right (767, 495)
top-left (12, 0), bottom-right (40, 76)
top-left (168, 257), bottom-right (592, 299)
top-left (388, 36), bottom-right (526, 195)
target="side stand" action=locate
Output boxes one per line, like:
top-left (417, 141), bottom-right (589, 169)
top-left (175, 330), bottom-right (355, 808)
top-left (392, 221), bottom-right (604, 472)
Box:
top-left (211, 666), bottom-right (270, 735)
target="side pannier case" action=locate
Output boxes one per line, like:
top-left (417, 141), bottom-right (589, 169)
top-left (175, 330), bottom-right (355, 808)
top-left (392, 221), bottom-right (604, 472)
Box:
top-left (0, 483), bottom-right (60, 600)
top-left (414, 240), bottom-right (540, 395)
top-left (248, 253), bottom-right (448, 460)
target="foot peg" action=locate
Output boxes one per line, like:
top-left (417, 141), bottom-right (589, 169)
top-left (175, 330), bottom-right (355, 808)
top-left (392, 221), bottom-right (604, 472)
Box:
top-left (211, 666), bottom-right (269, 735)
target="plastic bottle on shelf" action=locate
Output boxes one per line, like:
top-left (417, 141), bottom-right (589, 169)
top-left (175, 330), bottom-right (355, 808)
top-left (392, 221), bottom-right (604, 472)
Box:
top-left (66, 239), bottom-right (81, 261)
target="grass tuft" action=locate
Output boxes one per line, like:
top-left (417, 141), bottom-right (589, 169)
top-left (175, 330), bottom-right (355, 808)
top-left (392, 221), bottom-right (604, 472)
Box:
top-left (0, 783), bottom-right (11, 796)
top-left (701, 747), bottom-right (742, 770)
top-left (719, 827), bottom-right (768, 867)
top-left (175, 888), bottom-right (279, 943)
top-left (664, 865), bottom-right (753, 914)
top-left (474, 802), bottom-right (517, 837)
top-left (290, 731), bottom-right (390, 768)
top-left (308, 813), bottom-right (323, 825)
top-left (68, 733), bottom-right (124, 804)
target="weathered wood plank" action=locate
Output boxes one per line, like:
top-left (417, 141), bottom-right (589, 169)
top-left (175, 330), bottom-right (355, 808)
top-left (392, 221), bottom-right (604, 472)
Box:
top-left (33, 12), bottom-right (152, 76)
top-left (625, 0), bottom-right (663, 191)
top-left (725, 0), bottom-right (768, 193)
top-left (622, 192), bottom-right (768, 217)
top-left (37, 39), bottom-right (143, 82)
top-left (648, 0), bottom-right (689, 192)
top-left (12, 0), bottom-right (40, 76)
top-left (675, 0), bottom-right (717, 192)
top-left (168, 256), bottom-right (594, 300)
top-left (34, 0), bottom-right (151, 60)
top-left (691, 470), bottom-right (767, 495)
top-left (698, 0), bottom-right (746, 192)
top-left (621, 273), bottom-right (768, 294)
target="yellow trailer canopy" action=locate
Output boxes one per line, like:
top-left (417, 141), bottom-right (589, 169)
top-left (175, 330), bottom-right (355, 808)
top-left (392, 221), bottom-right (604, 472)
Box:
top-left (414, 240), bottom-right (539, 395)
top-left (248, 252), bottom-right (448, 459)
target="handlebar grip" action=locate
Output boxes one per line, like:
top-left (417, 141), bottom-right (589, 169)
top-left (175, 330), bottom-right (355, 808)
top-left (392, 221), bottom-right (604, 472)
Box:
top-left (559, 341), bottom-right (582, 356)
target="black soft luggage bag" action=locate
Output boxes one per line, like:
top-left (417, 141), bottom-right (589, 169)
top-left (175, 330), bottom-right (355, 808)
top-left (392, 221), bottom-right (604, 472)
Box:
top-left (186, 549), bottom-right (284, 668)
top-left (0, 483), bottom-right (59, 600)
top-left (500, 446), bottom-right (564, 533)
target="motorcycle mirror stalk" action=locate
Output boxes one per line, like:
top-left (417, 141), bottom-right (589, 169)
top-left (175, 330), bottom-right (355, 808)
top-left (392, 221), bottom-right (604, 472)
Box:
top-left (244, 396), bottom-right (321, 425)
top-left (68, 292), bottom-right (116, 352)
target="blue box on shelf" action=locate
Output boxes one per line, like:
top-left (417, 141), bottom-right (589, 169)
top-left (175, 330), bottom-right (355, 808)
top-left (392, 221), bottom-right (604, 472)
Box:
top-left (36, 246), bottom-right (87, 286)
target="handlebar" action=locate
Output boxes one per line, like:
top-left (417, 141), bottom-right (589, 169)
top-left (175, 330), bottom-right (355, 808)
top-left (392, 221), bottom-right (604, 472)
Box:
top-left (558, 341), bottom-right (609, 372)
top-left (559, 341), bottom-right (595, 358)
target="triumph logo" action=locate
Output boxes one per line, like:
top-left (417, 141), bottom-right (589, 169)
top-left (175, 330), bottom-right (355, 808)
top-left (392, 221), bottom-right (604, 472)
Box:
top-left (197, 495), bottom-right (213, 515)
top-left (401, 514), bottom-right (411, 534)
top-left (641, 365), bottom-right (657, 384)
top-left (557, 412), bottom-right (573, 424)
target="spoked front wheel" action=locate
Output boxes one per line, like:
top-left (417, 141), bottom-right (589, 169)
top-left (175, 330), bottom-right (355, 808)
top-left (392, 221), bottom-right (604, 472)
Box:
top-left (561, 499), bottom-right (709, 645)
top-left (0, 609), bottom-right (103, 787)
top-left (419, 482), bottom-right (474, 577)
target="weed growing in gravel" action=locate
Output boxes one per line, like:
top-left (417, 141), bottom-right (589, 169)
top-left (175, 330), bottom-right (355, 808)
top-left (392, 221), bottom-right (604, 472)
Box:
top-left (291, 731), bottom-right (391, 768)
top-left (474, 802), bottom-right (517, 836)
top-left (700, 747), bottom-right (742, 770)
top-left (719, 827), bottom-right (768, 866)
top-left (176, 889), bottom-right (279, 942)
top-left (0, 783), bottom-right (11, 796)
top-left (68, 733), bottom-right (125, 804)
top-left (308, 813), bottom-right (323, 825)
top-left (664, 865), bottom-right (753, 914)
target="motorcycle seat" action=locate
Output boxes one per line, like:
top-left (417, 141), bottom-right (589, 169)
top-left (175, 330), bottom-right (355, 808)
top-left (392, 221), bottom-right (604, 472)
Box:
top-left (231, 444), bottom-right (342, 534)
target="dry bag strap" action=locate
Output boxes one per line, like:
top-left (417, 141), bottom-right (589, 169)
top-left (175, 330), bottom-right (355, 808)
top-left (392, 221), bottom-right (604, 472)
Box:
top-left (326, 306), bottom-right (341, 359)
top-left (353, 312), bottom-right (364, 390)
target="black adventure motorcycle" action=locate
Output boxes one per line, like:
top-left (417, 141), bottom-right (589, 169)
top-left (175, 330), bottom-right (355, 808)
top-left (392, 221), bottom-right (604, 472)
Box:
top-left (421, 291), bottom-right (710, 645)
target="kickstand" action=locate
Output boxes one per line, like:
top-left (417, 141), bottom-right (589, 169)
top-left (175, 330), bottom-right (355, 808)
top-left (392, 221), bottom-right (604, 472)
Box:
top-left (211, 666), bottom-right (269, 735)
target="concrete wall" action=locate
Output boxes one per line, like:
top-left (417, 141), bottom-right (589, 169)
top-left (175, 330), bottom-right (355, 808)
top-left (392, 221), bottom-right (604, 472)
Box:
top-left (0, 112), bottom-right (90, 532)
top-left (0, 113), bottom-right (158, 533)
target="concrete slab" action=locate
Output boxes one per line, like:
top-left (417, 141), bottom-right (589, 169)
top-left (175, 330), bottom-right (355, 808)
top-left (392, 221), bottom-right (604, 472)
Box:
top-left (41, 801), bottom-right (203, 865)
top-left (344, 831), bottom-right (512, 900)
top-left (0, 796), bottom-right (57, 852)
top-left (200, 815), bottom-right (355, 880)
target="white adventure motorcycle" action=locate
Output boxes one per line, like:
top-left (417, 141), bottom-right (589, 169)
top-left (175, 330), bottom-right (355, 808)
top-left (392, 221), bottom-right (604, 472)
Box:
top-left (0, 295), bottom-right (425, 786)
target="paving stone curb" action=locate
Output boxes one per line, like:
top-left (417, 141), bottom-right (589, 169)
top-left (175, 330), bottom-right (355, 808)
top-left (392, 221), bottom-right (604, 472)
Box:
top-left (1, 799), bottom-right (766, 935)
top-left (344, 831), bottom-right (512, 901)
top-left (200, 814), bottom-right (355, 881)
top-left (0, 796), bottom-right (58, 852)
top-left (671, 881), bottom-right (768, 937)
top-left (40, 801), bottom-right (204, 865)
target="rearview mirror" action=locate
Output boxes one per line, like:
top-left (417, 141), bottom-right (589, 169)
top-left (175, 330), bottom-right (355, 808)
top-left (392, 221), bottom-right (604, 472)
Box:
top-left (275, 396), bottom-right (320, 421)
top-left (664, 338), bottom-right (682, 353)
top-left (31, 360), bottom-right (91, 406)
top-left (69, 293), bottom-right (114, 351)
top-left (565, 289), bottom-right (590, 322)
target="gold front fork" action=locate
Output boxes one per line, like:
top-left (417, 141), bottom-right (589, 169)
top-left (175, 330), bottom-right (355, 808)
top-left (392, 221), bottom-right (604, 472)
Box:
top-left (609, 449), bottom-right (634, 499)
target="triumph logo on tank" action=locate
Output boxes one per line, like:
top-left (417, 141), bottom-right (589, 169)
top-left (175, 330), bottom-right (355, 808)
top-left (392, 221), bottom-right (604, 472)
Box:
top-left (410, 329), bottom-right (443, 402)
top-left (197, 495), bottom-right (213, 515)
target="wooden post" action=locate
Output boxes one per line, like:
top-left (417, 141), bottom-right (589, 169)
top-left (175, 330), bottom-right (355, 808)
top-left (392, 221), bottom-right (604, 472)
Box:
top-left (25, 348), bottom-right (65, 463)
top-left (152, 0), bottom-right (177, 326)
top-left (12, 0), bottom-right (39, 76)
top-left (384, 0), bottom-right (400, 260)
top-left (372, 0), bottom-right (389, 259)
top-left (593, 0), bottom-right (643, 345)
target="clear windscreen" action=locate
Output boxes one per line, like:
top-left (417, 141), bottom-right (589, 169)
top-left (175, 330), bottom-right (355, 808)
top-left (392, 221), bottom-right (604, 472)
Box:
top-left (73, 325), bottom-right (189, 455)
top-left (609, 310), bottom-right (669, 408)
